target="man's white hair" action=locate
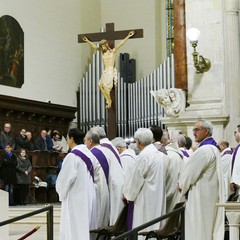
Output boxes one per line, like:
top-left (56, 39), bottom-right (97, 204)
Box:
top-left (134, 128), bottom-right (153, 146)
top-left (111, 137), bottom-right (126, 148)
top-left (90, 126), bottom-right (106, 138)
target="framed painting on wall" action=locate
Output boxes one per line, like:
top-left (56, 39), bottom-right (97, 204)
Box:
top-left (0, 15), bottom-right (24, 88)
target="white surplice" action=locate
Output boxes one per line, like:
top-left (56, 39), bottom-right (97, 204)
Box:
top-left (220, 148), bottom-right (232, 200)
top-left (100, 138), bottom-right (124, 225)
top-left (120, 148), bottom-right (136, 180)
top-left (231, 144), bottom-right (240, 186)
top-left (123, 144), bottom-right (166, 230)
top-left (165, 142), bottom-right (185, 213)
top-left (56, 145), bottom-right (96, 240)
top-left (90, 145), bottom-right (110, 227)
top-left (178, 144), bottom-right (225, 240)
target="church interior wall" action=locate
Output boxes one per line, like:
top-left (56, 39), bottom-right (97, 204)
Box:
top-left (100, 0), bottom-right (167, 80)
top-left (0, 0), bottom-right (101, 108)
top-left (1, 0), bottom-right (167, 110)
top-left (186, 0), bottom-right (225, 110)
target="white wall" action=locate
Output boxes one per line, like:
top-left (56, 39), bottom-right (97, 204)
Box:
top-left (100, 0), bottom-right (166, 79)
top-left (0, 0), bottom-right (101, 107)
top-left (0, 0), bottom-right (166, 107)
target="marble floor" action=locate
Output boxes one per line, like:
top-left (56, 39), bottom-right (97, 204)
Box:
top-left (8, 203), bottom-right (61, 240)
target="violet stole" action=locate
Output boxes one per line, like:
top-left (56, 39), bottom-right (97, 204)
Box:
top-left (90, 147), bottom-right (109, 185)
top-left (231, 144), bottom-right (240, 174)
top-left (100, 143), bottom-right (122, 167)
top-left (71, 149), bottom-right (94, 181)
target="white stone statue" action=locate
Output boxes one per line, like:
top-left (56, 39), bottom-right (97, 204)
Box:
top-left (150, 88), bottom-right (186, 117)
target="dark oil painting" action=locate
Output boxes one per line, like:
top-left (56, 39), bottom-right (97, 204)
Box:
top-left (0, 15), bottom-right (24, 88)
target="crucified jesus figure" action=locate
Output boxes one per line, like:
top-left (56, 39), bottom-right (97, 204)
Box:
top-left (81, 30), bottom-right (135, 109)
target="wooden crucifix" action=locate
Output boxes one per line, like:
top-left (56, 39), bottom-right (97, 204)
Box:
top-left (78, 23), bottom-right (143, 139)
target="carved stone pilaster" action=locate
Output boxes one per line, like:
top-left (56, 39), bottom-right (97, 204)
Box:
top-left (225, 0), bottom-right (238, 12)
top-left (217, 203), bottom-right (240, 240)
top-left (226, 211), bottom-right (240, 226)
top-left (223, 0), bottom-right (240, 146)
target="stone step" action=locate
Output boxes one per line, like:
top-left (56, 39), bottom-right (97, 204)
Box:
top-left (8, 204), bottom-right (61, 240)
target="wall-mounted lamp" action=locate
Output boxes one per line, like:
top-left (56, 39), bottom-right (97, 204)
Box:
top-left (186, 28), bottom-right (211, 74)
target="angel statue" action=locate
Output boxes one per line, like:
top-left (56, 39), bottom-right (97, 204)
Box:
top-left (150, 88), bottom-right (186, 117)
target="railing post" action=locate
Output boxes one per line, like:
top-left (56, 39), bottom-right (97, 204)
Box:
top-left (180, 206), bottom-right (185, 240)
top-left (132, 231), bottom-right (138, 240)
top-left (47, 206), bottom-right (54, 240)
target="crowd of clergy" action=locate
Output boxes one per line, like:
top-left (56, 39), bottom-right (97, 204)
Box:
top-left (56, 120), bottom-right (240, 240)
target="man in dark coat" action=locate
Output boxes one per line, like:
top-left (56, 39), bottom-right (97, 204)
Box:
top-left (1, 143), bottom-right (17, 205)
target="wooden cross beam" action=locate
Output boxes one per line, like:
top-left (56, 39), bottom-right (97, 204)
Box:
top-left (78, 23), bottom-right (143, 139)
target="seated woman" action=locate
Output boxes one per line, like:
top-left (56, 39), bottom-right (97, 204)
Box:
top-left (16, 148), bottom-right (32, 205)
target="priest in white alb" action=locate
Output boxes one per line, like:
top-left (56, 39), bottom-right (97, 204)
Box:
top-left (56, 128), bottom-right (96, 240)
top-left (122, 128), bottom-right (167, 231)
top-left (177, 120), bottom-right (225, 240)
top-left (91, 126), bottom-right (124, 225)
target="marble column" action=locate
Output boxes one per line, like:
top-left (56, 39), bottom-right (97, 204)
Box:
top-left (224, 0), bottom-right (240, 146)
top-left (217, 202), bottom-right (240, 240)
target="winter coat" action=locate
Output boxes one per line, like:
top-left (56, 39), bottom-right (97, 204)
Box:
top-left (16, 156), bottom-right (32, 184)
top-left (1, 152), bottom-right (17, 184)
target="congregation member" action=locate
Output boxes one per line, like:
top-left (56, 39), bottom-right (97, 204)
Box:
top-left (218, 139), bottom-right (232, 200)
top-left (52, 131), bottom-right (69, 153)
top-left (122, 128), bottom-right (166, 231)
top-left (178, 119), bottom-right (225, 240)
top-left (91, 126), bottom-right (124, 225)
top-left (149, 125), bottom-right (167, 154)
top-left (230, 125), bottom-right (240, 195)
top-left (16, 148), bottom-right (32, 205)
top-left (0, 122), bottom-right (15, 149)
top-left (15, 128), bottom-right (28, 150)
top-left (84, 130), bottom-right (110, 227)
top-left (34, 129), bottom-right (54, 151)
top-left (56, 128), bottom-right (96, 240)
top-left (25, 131), bottom-right (35, 151)
top-left (1, 143), bottom-right (17, 206)
top-left (111, 137), bottom-right (136, 179)
top-left (165, 133), bottom-right (185, 213)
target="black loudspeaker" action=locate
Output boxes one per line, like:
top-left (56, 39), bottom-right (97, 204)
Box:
top-left (120, 53), bottom-right (136, 83)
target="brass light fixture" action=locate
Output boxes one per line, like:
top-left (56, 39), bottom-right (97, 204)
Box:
top-left (186, 28), bottom-right (211, 74)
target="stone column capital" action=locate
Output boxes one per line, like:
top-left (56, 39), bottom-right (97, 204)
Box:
top-left (225, 0), bottom-right (239, 12)
top-left (226, 211), bottom-right (240, 225)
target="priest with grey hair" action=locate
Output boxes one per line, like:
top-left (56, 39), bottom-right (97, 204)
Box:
top-left (177, 119), bottom-right (225, 240)
top-left (111, 137), bottom-right (136, 180)
top-left (122, 128), bottom-right (167, 232)
top-left (90, 126), bottom-right (124, 225)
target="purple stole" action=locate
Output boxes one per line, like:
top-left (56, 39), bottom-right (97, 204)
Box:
top-left (180, 149), bottom-right (189, 158)
top-left (90, 147), bottom-right (109, 185)
top-left (121, 154), bottom-right (135, 159)
top-left (127, 201), bottom-right (134, 231)
top-left (100, 143), bottom-right (122, 167)
top-left (222, 149), bottom-right (233, 157)
top-left (185, 137), bottom-right (218, 200)
top-left (231, 144), bottom-right (240, 174)
top-left (71, 149), bottom-right (94, 181)
top-left (199, 137), bottom-right (218, 148)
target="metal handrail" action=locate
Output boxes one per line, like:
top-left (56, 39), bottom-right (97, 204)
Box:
top-left (113, 204), bottom-right (185, 240)
top-left (0, 205), bottom-right (54, 240)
